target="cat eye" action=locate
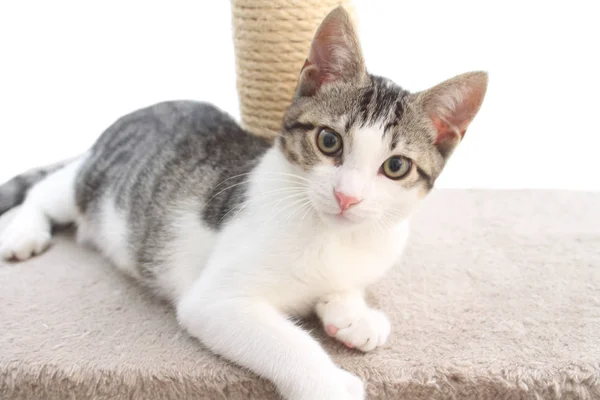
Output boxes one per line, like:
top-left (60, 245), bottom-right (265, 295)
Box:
top-left (316, 129), bottom-right (342, 156)
top-left (382, 156), bottom-right (412, 180)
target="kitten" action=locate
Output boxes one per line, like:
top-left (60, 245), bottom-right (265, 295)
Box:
top-left (0, 7), bottom-right (487, 400)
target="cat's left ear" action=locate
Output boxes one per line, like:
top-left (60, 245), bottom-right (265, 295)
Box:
top-left (417, 71), bottom-right (488, 158)
top-left (295, 7), bottom-right (367, 97)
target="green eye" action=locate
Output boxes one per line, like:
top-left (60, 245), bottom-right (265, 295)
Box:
top-left (316, 129), bottom-right (342, 155)
top-left (382, 156), bottom-right (412, 180)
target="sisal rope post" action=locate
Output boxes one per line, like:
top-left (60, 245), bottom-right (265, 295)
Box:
top-left (231, 0), bottom-right (356, 138)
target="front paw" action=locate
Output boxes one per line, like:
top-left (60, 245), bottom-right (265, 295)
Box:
top-left (288, 367), bottom-right (364, 400)
top-left (334, 368), bottom-right (365, 400)
top-left (316, 298), bottom-right (391, 352)
top-left (0, 215), bottom-right (51, 261)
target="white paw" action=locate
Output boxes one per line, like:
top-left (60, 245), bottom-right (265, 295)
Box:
top-left (0, 214), bottom-right (51, 261)
top-left (290, 367), bottom-right (364, 400)
top-left (316, 297), bottom-right (391, 352)
top-left (336, 368), bottom-right (365, 399)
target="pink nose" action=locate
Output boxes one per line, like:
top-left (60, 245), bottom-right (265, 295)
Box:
top-left (334, 190), bottom-right (362, 212)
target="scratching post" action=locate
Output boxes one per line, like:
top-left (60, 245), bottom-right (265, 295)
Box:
top-left (231, 0), bottom-right (355, 138)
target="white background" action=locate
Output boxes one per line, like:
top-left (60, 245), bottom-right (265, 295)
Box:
top-left (0, 1), bottom-right (598, 190)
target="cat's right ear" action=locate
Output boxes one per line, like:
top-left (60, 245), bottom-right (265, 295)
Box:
top-left (295, 7), bottom-right (367, 98)
top-left (417, 71), bottom-right (488, 159)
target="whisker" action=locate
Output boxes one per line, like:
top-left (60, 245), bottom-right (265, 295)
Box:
top-left (299, 202), bottom-right (315, 227)
top-left (267, 193), bottom-right (311, 215)
top-left (265, 196), bottom-right (311, 225)
top-left (220, 191), bottom-right (308, 223)
top-left (205, 180), bottom-right (307, 207)
top-left (373, 214), bottom-right (386, 235)
top-left (204, 180), bottom-right (254, 206)
top-left (386, 209), bottom-right (407, 222)
top-left (211, 171), bottom-right (310, 191)
top-left (282, 199), bottom-right (312, 225)
top-left (256, 171), bottom-right (311, 183)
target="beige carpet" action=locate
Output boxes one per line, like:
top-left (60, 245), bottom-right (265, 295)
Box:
top-left (1, 189), bottom-right (599, 400)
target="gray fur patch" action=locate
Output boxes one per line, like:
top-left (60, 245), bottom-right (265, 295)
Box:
top-left (0, 161), bottom-right (70, 216)
top-left (74, 101), bottom-right (271, 282)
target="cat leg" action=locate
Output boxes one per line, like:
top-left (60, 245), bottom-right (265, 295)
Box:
top-left (316, 291), bottom-right (391, 352)
top-left (177, 285), bottom-right (365, 400)
top-left (0, 157), bottom-right (83, 261)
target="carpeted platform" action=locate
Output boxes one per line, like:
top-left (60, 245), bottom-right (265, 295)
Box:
top-left (1, 189), bottom-right (599, 400)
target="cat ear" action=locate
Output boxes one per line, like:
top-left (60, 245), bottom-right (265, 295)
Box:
top-left (417, 71), bottom-right (488, 158)
top-left (295, 7), bottom-right (366, 97)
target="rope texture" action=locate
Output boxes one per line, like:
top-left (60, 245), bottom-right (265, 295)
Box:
top-left (231, 0), bottom-right (356, 138)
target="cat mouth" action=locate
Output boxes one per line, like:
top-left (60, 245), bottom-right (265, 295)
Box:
top-left (321, 211), bottom-right (361, 226)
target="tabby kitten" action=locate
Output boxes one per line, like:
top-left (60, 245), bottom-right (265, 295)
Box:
top-left (0, 7), bottom-right (487, 400)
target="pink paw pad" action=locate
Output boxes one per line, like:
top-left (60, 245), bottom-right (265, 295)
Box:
top-left (343, 341), bottom-right (354, 349)
top-left (325, 324), bottom-right (338, 336)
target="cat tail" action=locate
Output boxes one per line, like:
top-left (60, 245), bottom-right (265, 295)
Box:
top-left (0, 157), bottom-right (76, 216)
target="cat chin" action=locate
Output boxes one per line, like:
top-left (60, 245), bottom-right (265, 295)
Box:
top-left (318, 211), bottom-right (367, 230)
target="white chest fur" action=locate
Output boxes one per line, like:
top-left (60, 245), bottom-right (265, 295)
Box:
top-left (184, 148), bottom-right (411, 316)
top-left (200, 194), bottom-right (409, 317)
top-left (158, 148), bottom-right (411, 315)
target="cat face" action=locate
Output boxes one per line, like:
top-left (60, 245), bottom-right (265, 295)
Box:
top-left (277, 7), bottom-right (487, 229)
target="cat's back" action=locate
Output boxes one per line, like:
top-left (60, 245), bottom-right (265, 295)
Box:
top-left (74, 100), bottom-right (273, 296)
top-left (76, 100), bottom-right (272, 213)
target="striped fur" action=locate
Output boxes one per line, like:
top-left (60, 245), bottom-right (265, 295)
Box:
top-left (0, 160), bottom-right (71, 216)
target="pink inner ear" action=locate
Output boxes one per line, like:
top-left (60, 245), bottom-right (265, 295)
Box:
top-left (300, 58), bottom-right (312, 71)
top-left (431, 83), bottom-right (487, 145)
top-left (423, 71), bottom-right (487, 157)
top-left (300, 57), bottom-right (329, 88)
top-left (297, 6), bottom-right (364, 95)
top-left (432, 117), bottom-right (464, 146)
